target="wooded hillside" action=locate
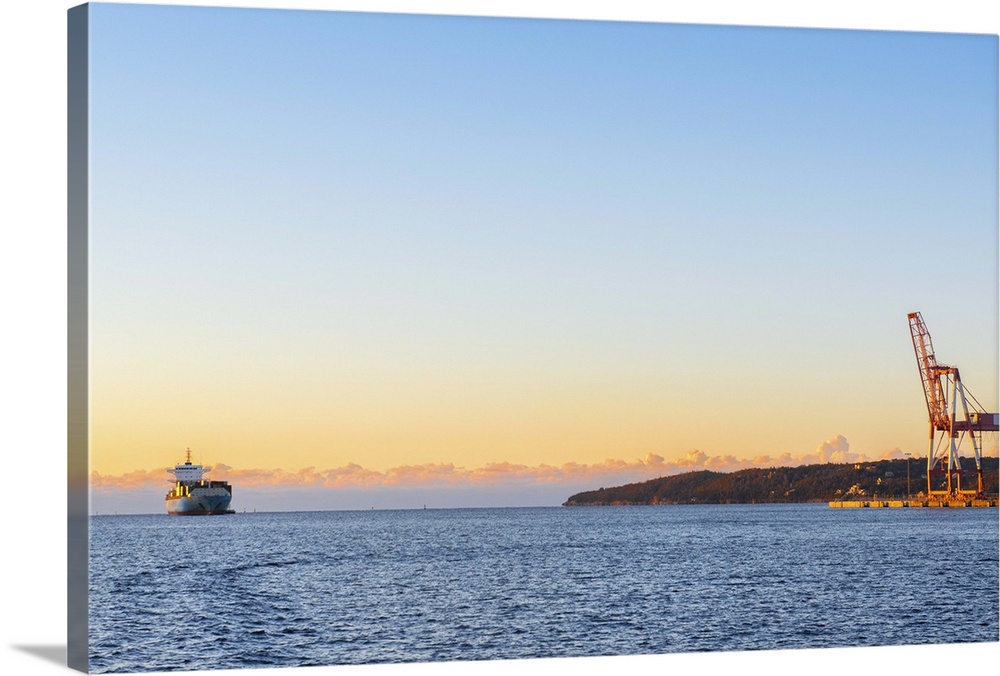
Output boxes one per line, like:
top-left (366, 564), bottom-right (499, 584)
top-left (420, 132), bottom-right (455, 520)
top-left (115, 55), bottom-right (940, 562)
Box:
top-left (563, 457), bottom-right (1000, 505)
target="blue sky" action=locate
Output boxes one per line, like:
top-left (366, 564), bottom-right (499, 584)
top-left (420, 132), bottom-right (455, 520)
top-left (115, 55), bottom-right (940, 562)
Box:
top-left (84, 2), bottom-right (998, 508)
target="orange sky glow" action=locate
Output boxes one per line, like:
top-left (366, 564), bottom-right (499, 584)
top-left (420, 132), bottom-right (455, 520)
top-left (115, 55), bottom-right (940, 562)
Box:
top-left (91, 435), bottom-right (999, 494)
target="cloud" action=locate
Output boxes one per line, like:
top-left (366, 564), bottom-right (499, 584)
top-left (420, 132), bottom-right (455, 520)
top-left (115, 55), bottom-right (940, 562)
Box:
top-left (812, 434), bottom-right (856, 464)
top-left (878, 448), bottom-right (909, 460)
top-left (91, 468), bottom-right (166, 491)
top-left (94, 434), bottom-right (996, 492)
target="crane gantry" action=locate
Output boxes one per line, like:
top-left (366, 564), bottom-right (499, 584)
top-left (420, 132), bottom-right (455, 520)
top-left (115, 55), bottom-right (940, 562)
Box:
top-left (908, 311), bottom-right (998, 497)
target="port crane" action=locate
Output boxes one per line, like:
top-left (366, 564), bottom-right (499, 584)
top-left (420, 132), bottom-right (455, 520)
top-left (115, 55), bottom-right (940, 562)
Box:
top-left (908, 311), bottom-right (998, 497)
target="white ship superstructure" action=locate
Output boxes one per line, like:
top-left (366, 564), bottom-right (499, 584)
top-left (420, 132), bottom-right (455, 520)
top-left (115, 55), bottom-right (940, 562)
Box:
top-left (165, 448), bottom-right (233, 515)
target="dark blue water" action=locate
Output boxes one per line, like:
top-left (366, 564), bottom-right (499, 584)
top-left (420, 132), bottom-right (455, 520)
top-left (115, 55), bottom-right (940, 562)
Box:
top-left (88, 505), bottom-right (999, 673)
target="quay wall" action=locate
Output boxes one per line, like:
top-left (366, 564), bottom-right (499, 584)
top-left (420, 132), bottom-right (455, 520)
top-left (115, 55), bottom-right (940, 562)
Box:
top-left (829, 498), bottom-right (998, 509)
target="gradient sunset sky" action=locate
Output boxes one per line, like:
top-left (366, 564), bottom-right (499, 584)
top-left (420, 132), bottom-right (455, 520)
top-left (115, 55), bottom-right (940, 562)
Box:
top-left (85, 3), bottom-right (998, 512)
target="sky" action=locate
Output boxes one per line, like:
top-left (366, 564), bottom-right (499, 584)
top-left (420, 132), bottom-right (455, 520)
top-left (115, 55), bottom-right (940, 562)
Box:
top-left (83, 2), bottom-right (999, 513)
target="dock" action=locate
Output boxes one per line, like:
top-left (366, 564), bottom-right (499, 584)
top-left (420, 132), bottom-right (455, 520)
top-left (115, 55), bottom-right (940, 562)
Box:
top-left (829, 498), bottom-right (998, 508)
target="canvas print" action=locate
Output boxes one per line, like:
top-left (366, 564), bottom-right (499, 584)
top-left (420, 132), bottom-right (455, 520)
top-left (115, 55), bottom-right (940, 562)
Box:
top-left (68, 2), bottom-right (999, 673)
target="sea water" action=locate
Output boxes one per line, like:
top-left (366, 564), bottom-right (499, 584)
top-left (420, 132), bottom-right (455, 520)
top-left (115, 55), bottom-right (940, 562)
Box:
top-left (88, 504), bottom-right (999, 673)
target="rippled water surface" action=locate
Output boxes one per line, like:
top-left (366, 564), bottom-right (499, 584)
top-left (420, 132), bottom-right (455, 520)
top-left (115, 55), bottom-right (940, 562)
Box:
top-left (89, 505), bottom-right (999, 672)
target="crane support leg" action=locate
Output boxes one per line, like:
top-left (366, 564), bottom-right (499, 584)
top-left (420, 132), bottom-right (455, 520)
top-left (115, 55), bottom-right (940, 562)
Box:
top-left (957, 381), bottom-right (985, 494)
top-left (927, 423), bottom-right (935, 497)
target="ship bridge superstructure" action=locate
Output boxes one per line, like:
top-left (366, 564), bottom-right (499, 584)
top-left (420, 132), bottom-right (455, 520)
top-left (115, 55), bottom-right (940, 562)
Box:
top-left (167, 447), bottom-right (211, 484)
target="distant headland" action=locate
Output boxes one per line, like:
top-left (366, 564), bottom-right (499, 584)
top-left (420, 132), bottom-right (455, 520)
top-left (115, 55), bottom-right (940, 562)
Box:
top-left (563, 457), bottom-right (1000, 506)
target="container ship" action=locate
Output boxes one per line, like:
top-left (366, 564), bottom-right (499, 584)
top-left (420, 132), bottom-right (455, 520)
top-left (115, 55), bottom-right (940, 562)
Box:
top-left (165, 448), bottom-right (234, 515)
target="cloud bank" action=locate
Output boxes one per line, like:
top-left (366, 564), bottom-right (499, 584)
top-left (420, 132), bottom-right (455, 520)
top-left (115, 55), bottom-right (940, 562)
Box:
top-left (93, 435), bottom-right (993, 492)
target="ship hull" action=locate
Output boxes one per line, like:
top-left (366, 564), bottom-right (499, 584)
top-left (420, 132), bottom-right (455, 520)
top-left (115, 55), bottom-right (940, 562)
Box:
top-left (165, 487), bottom-right (233, 515)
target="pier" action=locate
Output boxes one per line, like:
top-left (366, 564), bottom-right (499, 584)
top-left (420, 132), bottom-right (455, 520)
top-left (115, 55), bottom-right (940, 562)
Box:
top-left (829, 497), bottom-right (998, 508)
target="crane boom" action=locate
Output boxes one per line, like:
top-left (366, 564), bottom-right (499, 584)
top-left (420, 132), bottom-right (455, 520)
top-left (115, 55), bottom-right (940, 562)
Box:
top-left (908, 312), bottom-right (950, 430)
top-left (907, 311), bottom-right (998, 497)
